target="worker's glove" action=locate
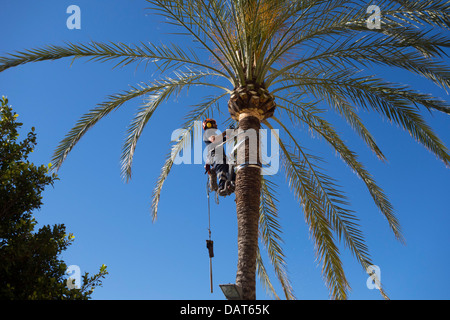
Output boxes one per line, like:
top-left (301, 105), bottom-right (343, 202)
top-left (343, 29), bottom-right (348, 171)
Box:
top-left (204, 164), bottom-right (211, 174)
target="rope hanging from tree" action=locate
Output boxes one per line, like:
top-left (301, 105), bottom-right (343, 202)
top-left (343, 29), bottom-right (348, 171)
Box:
top-left (206, 178), bottom-right (214, 293)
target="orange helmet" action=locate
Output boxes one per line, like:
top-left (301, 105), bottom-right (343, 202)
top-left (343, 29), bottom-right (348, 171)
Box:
top-left (202, 118), bottom-right (217, 130)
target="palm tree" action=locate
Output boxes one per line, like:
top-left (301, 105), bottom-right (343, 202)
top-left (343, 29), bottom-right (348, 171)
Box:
top-left (1, 0), bottom-right (450, 300)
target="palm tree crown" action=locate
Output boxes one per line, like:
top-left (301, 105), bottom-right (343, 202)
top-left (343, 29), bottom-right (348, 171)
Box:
top-left (1, 0), bottom-right (450, 299)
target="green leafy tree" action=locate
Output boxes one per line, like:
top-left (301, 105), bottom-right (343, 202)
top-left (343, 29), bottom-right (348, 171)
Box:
top-left (0, 96), bottom-right (108, 300)
top-left (1, 0), bottom-right (450, 299)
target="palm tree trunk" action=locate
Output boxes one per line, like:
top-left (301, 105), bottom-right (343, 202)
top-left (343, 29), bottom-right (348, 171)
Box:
top-left (235, 114), bottom-right (261, 300)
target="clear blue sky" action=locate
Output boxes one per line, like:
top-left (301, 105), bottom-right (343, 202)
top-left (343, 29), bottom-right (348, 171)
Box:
top-left (1, 0), bottom-right (450, 300)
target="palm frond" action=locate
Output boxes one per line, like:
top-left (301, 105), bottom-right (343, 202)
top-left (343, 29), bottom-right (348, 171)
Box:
top-left (0, 41), bottom-right (230, 80)
top-left (120, 69), bottom-right (229, 181)
top-left (264, 1), bottom-right (450, 90)
top-left (52, 82), bottom-right (162, 171)
top-left (151, 93), bottom-right (226, 221)
top-left (269, 116), bottom-right (393, 299)
top-left (256, 246), bottom-right (280, 300)
top-left (386, 0), bottom-right (450, 30)
top-left (283, 146), bottom-right (349, 300)
top-left (262, 0), bottom-right (366, 80)
top-left (274, 100), bottom-right (404, 244)
top-left (277, 90), bottom-right (386, 161)
top-left (272, 115), bottom-right (380, 259)
top-left (259, 176), bottom-right (295, 300)
top-left (285, 72), bottom-right (450, 167)
top-left (265, 120), bottom-right (351, 299)
top-left (146, 0), bottom-right (239, 84)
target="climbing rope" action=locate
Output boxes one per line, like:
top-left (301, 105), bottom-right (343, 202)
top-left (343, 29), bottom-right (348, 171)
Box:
top-left (206, 178), bottom-right (214, 293)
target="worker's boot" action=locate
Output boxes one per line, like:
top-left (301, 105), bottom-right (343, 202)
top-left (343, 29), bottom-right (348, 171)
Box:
top-left (226, 180), bottom-right (235, 194)
top-left (218, 185), bottom-right (228, 196)
top-left (217, 172), bottom-right (228, 196)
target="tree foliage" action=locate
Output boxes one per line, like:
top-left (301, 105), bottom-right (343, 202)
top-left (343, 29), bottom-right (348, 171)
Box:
top-left (0, 96), bottom-right (108, 300)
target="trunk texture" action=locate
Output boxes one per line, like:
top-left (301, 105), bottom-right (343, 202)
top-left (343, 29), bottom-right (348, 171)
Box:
top-left (234, 114), bottom-right (261, 300)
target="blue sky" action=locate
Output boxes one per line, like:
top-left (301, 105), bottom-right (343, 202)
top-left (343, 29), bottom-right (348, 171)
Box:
top-left (1, 0), bottom-right (450, 300)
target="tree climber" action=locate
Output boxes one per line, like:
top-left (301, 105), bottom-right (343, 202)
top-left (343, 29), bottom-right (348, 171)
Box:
top-left (203, 118), bottom-right (235, 196)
